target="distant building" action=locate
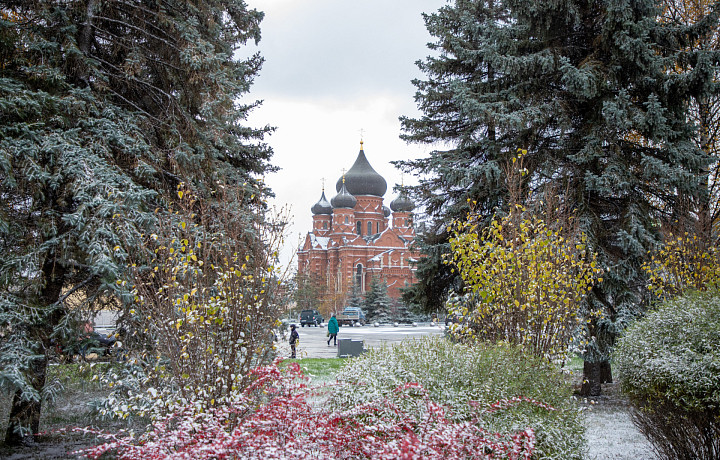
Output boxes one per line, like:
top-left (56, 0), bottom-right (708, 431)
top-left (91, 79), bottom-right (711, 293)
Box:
top-left (297, 141), bottom-right (418, 309)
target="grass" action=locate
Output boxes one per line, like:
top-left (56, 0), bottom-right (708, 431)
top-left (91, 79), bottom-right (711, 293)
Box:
top-left (566, 355), bottom-right (584, 372)
top-left (281, 358), bottom-right (348, 382)
top-left (47, 361), bottom-right (111, 391)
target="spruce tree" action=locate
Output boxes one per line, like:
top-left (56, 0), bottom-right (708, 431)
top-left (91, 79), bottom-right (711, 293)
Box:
top-left (399, 0), bottom-right (719, 394)
top-left (364, 277), bottom-right (393, 323)
top-left (659, 0), bottom-right (720, 238)
top-left (398, 0), bottom-right (507, 313)
top-left (346, 282), bottom-right (365, 311)
top-left (374, 299), bottom-right (393, 324)
top-left (393, 299), bottom-right (420, 324)
top-left (0, 0), bottom-right (273, 443)
top-left (363, 278), bottom-right (380, 321)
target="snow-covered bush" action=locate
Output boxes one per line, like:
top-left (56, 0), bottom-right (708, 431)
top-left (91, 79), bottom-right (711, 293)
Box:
top-left (614, 291), bottom-right (720, 460)
top-left (331, 336), bottom-right (586, 459)
top-left (79, 359), bottom-right (542, 459)
top-left (95, 185), bottom-right (289, 421)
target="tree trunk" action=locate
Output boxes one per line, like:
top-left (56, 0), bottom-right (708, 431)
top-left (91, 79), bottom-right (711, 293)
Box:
top-left (580, 360), bottom-right (603, 397)
top-left (600, 360), bottom-right (613, 384)
top-left (4, 357), bottom-right (49, 445)
top-left (4, 252), bottom-right (65, 445)
top-left (697, 97), bottom-right (712, 240)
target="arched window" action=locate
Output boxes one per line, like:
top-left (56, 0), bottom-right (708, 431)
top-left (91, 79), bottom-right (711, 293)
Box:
top-left (356, 221), bottom-right (362, 235)
top-left (323, 221), bottom-right (328, 229)
top-left (367, 221), bottom-right (372, 235)
top-left (344, 216), bottom-right (349, 224)
top-left (355, 264), bottom-right (364, 291)
top-left (377, 222), bottom-right (380, 233)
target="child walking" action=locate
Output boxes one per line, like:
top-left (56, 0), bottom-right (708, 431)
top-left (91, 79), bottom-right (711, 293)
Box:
top-left (289, 324), bottom-right (300, 358)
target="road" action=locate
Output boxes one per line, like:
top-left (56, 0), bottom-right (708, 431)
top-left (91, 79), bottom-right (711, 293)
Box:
top-left (279, 323), bottom-right (447, 359)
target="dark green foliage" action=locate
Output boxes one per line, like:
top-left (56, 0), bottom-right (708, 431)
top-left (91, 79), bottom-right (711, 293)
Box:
top-left (401, 235), bottom-right (461, 314)
top-left (390, 299), bottom-right (417, 324)
top-left (397, 0), bottom-right (720, 388)
top-left (346, 283), bottom-right (364, 311)
top-left (363, 277), bottom-right (392, 323)
top-left (0, 0), bottom-right (273, 443)
top-left (614, 291), bottom-right (720, 460)
top-left (373, 304), bottom-right (392, 324)
top-left (363, 277), bottom-right (422, 324)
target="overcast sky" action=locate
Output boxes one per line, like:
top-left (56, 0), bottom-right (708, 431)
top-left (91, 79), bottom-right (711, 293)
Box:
top-left (243, 0), bottom-right (447, 269)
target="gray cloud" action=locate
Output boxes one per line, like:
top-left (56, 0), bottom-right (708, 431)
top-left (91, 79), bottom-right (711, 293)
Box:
top-left (249, 0), bottom-right (444, 100)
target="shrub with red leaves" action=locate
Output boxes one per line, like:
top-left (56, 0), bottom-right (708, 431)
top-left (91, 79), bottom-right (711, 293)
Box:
top-left (76, 360), bottom-right (549, 459)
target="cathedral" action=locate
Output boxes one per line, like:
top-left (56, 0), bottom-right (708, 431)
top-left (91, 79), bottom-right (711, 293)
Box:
top-left (297, 142), bottom-right (418, 308)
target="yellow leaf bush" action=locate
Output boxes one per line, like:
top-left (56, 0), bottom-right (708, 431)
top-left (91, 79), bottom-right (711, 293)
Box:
top-left (446, 204), bottom-right (601, 362)
top-left (643, 232), bottom-right (720, 300)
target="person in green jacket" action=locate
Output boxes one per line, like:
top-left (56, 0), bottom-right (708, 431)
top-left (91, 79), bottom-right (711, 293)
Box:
top-left (327, 314), bottom-right (339, 346)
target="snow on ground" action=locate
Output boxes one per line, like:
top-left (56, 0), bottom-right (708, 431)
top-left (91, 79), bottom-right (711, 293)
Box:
top-left (581, 384), bottom-right (658, 460)
top-left (2, 326), bottom-right (661, 459)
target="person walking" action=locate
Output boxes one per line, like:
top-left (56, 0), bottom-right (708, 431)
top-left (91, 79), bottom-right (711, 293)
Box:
top-left (327, 314), bottom-right (339, 346)
top-left (289, 324), bottom-right (300, 358)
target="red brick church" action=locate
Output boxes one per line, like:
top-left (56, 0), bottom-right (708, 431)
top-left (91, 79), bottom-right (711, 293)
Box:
top-left (297, 142), bottom-right (418, 309)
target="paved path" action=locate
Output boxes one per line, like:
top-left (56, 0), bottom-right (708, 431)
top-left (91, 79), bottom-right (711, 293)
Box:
top-left (278, 323), bottom-right (446, 359)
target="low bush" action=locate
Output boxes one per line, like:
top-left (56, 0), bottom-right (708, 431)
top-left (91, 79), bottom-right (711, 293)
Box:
top-left (330, 336), bottom-right (586, 459)
top-left (79, 359), bottom-right (544, 459)
top-left (614, 291), bottom-right (720, 460)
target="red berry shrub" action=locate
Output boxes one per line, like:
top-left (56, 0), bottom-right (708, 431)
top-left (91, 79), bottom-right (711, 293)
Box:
top-left (77, 360), bottom-right (549, 459)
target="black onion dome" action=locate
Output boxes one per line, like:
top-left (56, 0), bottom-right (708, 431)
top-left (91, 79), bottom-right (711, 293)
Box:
top-left (331, 182), bottom-right (357, 209)
top-left (390, 192), bottom-right (415, 212)
top-left (336, 144), bottom-right (387, 197)
top-left (383, 206), bottom-right (391, 217)
top-left (311, 190), bottom-right (332, 215)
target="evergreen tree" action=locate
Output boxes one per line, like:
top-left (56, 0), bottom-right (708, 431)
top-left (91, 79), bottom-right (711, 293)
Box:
top-left (374, 300), bottom-right (393, 324)
top-left (398, 0), bottom-right (719, 394)
top-left (660, 0), bottom-right (720, 238)
top-left (346, 282), bottom-right (365, 310)
top-left (294, 271), bottom-right (324, 312)
top-left (0, 0), bottom-right (273, 443)
top-left (392, 299), bottom-right (423, 324)
top-left (401, 235), bottom-right (461, 314)
top-left (364, 277), bottom-right (393, 323)
top-left (398, 0), bottom-right (507, 314)
top-left (363, 278), bottom-right (380, 321)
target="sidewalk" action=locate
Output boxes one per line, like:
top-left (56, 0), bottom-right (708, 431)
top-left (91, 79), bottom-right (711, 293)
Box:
top-left (277, 323), bottom-right (446, 359)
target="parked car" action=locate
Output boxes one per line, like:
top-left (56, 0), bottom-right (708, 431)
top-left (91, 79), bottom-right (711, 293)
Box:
top-left (300, 309), bottom-right (323, 327)
top-left (337, 306), bottom-right (365, 326)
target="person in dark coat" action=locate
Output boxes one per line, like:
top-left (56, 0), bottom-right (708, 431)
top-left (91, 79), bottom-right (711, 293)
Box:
top-left (327, 314), bottom-right (339, 346)
top-left (289, 324), bottom-right (299, 358)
